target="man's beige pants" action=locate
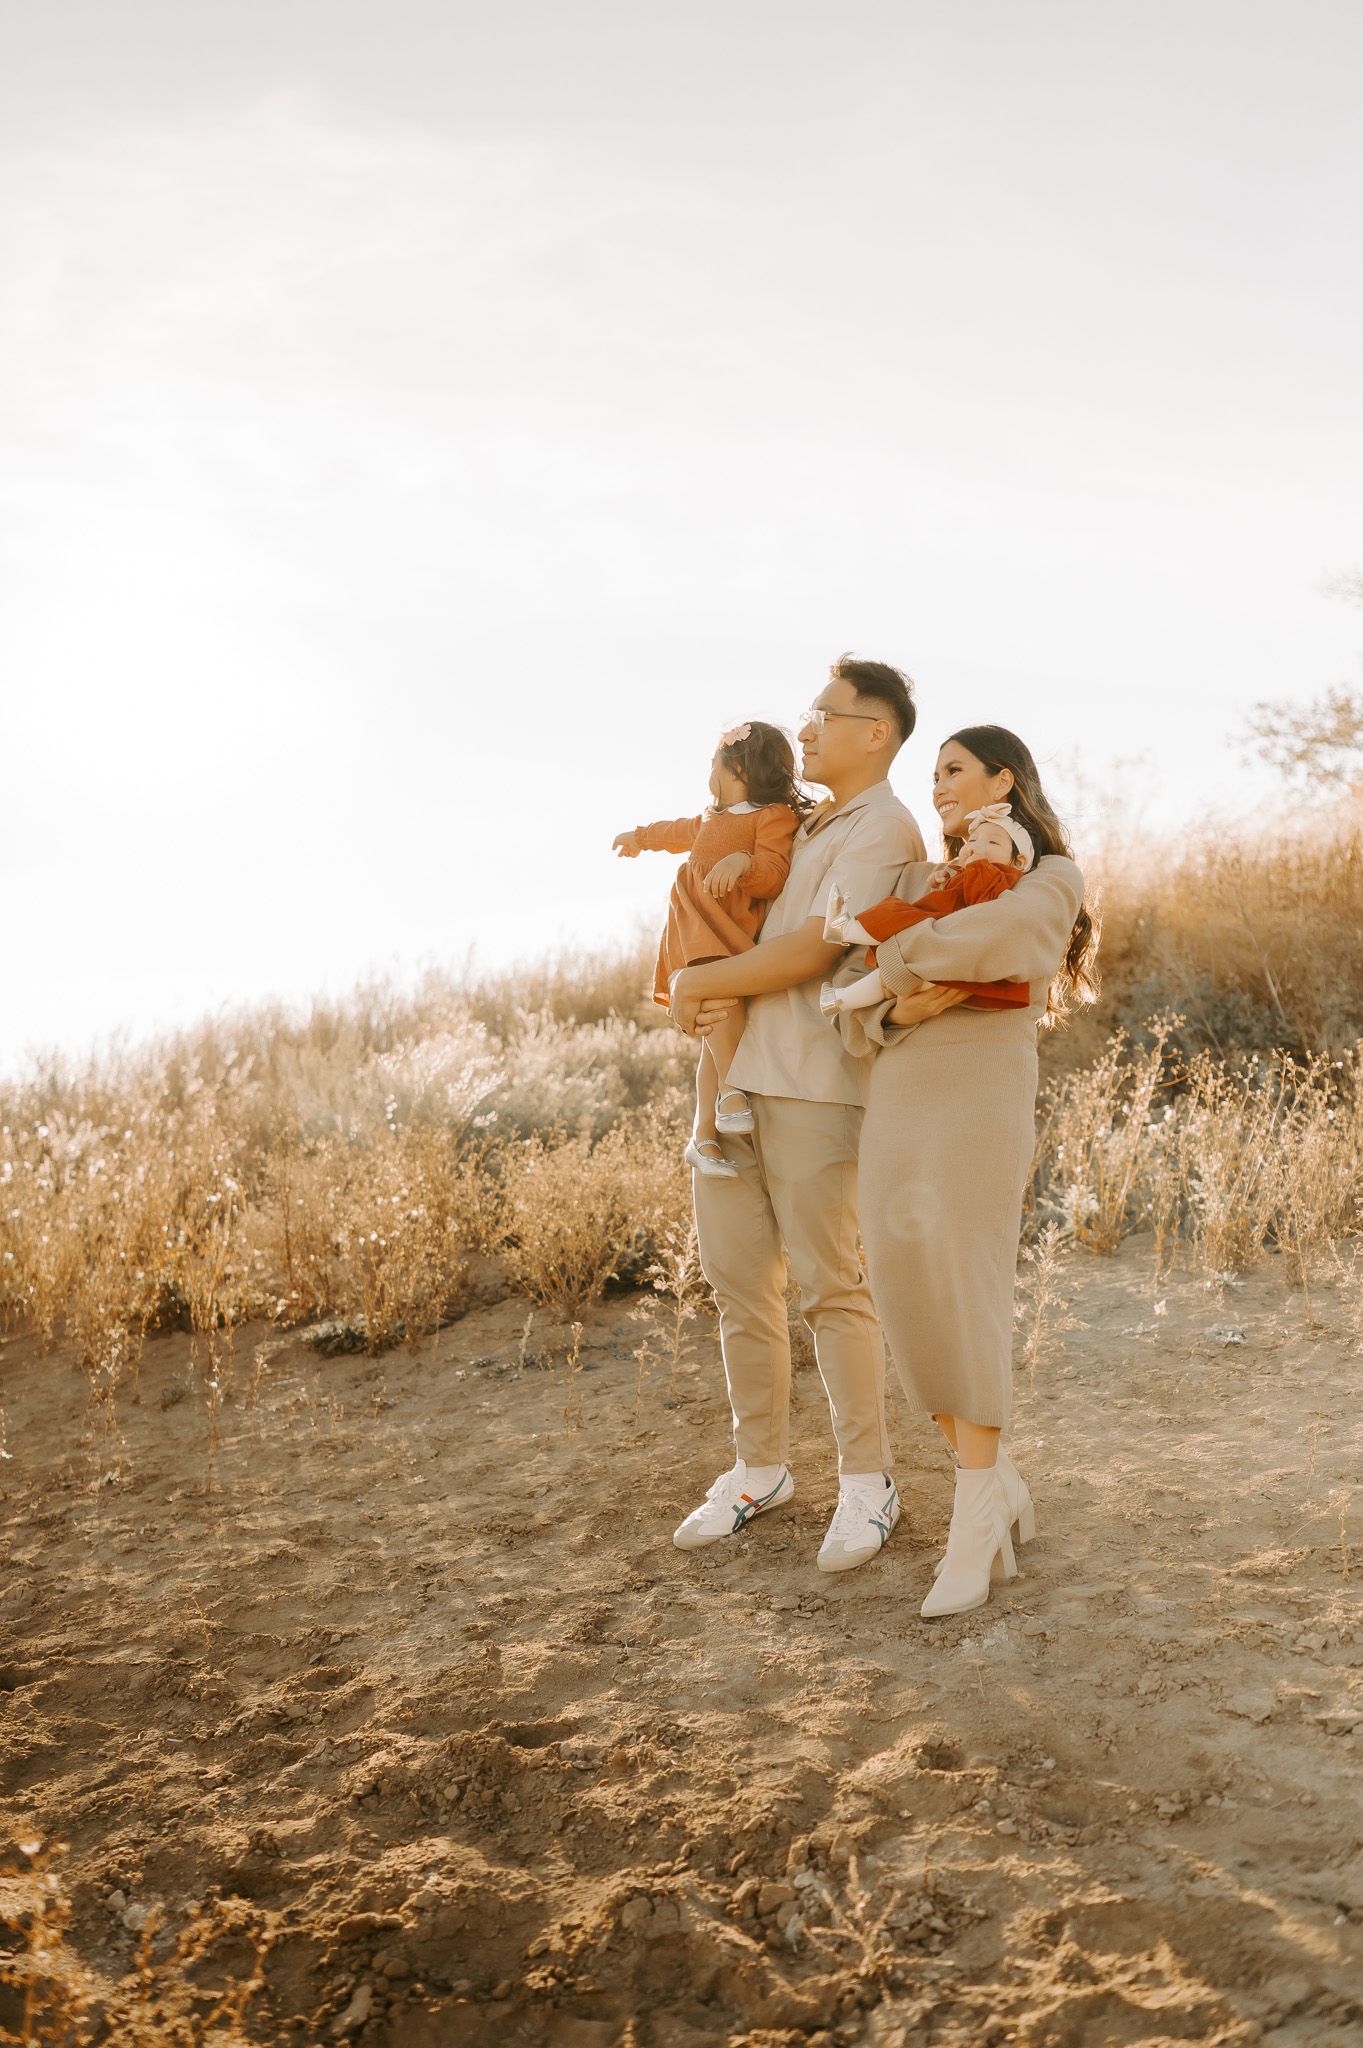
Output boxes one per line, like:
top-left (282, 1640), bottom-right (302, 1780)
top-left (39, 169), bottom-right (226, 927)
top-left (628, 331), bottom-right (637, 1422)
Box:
top-left (691, 1093), bottom-right (891, 1474)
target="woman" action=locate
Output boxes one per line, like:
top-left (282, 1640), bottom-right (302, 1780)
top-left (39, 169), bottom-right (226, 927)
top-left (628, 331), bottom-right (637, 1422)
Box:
top-left (832, 727), bottom-right (1098, 1617)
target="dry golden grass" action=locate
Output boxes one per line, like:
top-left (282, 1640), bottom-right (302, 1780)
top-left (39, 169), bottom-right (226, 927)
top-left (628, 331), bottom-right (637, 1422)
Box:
top-left (1066, 799), bottom-right (1363, 1069)
top-left (1033, 1028), bottom-right (1363, 1285)
top-left (1, 1841), bottom-right (265, 2046)
top-left (4, 816), bottom-right (1363, 1415)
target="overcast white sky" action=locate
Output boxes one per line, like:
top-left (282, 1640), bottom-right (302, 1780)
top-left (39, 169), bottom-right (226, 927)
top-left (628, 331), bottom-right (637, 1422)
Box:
top-left (3, 0), bottom-right (1360, 1076)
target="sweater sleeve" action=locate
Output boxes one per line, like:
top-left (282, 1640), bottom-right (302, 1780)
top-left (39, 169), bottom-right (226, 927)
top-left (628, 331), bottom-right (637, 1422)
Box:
top-left (633, 814), bottom-right (704, 855)
top-left (743, 805), bottom-right (800, 899)
top-left (874, 856), bottom-right (1084, 996)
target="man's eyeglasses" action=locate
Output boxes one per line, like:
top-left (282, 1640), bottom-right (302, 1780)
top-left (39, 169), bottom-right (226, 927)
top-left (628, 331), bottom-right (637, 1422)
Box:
top-left (799, 706), bottom-right (885, 735)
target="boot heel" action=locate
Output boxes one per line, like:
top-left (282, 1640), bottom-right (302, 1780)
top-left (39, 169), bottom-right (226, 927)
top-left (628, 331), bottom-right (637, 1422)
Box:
top-left (922, 1469), bottom-right (1018, 1619)
top-left (1016, 1493), bottom-right (1036, 1544)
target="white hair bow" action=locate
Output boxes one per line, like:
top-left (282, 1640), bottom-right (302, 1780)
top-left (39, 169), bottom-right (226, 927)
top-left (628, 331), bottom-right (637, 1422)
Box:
top-left (964, 802), bottom-right (1035, 870)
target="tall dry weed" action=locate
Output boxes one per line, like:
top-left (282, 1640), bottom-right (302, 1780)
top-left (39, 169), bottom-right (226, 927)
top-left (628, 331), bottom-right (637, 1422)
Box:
top-left (1033, 1021), bottom-right (1176, 1251)
top-left (255, 1129), bottom-right (488, 1348)
top-left (1031, 1032), bottom-right (1363, 1279)
top-left (629, 1218), bottom-right (710, 1413)
top-left (1, 1837), bottom-right (269, 2047)
top-left (499, 1108), bottom-right (691, 1318)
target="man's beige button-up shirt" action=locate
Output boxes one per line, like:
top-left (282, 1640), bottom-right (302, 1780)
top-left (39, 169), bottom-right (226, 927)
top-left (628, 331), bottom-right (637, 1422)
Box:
top-left (725, 777), bottom-right (927, 1107)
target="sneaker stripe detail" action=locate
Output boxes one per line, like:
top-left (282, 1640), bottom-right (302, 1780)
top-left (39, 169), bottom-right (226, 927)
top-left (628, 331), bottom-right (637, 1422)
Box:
top-left (728, 1472), bottom-right (789, 1532)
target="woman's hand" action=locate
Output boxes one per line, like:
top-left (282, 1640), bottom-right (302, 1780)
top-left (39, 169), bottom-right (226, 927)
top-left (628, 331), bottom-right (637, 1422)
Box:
top-left (886, 981), bottom-right (971, 1029)
top-left (612, 830), bottom-right (641, 858)
top-left (701, 851), bottom-right (752, 897)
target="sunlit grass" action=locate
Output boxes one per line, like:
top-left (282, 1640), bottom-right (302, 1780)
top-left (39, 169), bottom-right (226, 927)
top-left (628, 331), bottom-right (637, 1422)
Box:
top-left (4, 815), bottom-right (1363, 1407)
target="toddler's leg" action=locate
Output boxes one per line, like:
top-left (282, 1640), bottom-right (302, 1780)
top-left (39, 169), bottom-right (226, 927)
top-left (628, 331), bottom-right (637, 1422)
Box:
top-left (709, 1004), bottom-right (755, 1136)
top-left (818, 966), bottom-right (886, 1017)
top-left (694, 1040), bottom-right (721, 1143)
top-left (704, 1001), bottom-right (747, 1094)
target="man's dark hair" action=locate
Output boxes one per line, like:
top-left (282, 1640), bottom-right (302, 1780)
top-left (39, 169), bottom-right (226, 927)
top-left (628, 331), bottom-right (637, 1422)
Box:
top-left (829, 653), bottom-right (916, 748)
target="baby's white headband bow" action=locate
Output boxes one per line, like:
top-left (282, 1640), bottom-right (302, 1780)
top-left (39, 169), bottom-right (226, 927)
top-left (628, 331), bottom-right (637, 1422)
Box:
top-left (964, 801), bottom-right (1035, 870)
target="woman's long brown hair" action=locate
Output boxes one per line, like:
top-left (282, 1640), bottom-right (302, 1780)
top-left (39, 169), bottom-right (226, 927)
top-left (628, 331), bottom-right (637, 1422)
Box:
top-left (944, 725), bottom-right (1100, 1024)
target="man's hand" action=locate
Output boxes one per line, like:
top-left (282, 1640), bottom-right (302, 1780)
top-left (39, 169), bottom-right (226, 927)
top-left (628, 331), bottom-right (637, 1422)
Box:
top-left (612, 829), bottom-right (641, 858)
top-left (694, 996), bottom-right (740, 1038)
top-left (886, 981), bottom-right (971, 1029)
top-left (670, 968), bottom-right (739, 1038)
top-left (669, 968), bottom-right (700, 1035)
top-left (701, 851), bottom-right (751, 897)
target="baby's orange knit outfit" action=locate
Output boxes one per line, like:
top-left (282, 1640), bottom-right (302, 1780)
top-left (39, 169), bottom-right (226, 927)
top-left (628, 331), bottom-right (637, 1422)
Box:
top-left (857, 858), bottom-right (1031, 1009)
top-left (636, 804), bottom-right (800, 1006)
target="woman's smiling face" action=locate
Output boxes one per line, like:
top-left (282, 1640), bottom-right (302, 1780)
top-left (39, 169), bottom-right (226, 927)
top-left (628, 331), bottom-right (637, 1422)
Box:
top-left (932, 739), bottom-right (1015, 839)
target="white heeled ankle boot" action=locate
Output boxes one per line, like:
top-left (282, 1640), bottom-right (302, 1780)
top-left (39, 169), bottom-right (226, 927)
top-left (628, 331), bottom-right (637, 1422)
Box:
top-left (921, 1466), bottom-right (1017, 1619)
top-left (997, 1444), bottom-right (1036, 1544)
top-left (933, 1443), bottom-right (1035, 1578)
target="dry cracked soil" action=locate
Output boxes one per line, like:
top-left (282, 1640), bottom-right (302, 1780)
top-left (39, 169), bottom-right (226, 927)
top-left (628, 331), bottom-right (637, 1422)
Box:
top-left (2, 1236), bottom-right (1362, 2047)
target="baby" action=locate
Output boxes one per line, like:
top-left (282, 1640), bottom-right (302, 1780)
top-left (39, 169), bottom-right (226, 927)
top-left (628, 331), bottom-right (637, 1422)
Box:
top-left (820, 802), bottom-right (1035, 1016)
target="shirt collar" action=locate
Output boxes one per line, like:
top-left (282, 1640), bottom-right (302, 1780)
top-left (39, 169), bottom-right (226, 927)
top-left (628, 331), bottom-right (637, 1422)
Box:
top-left (800, 776), bottom-right (899, 840)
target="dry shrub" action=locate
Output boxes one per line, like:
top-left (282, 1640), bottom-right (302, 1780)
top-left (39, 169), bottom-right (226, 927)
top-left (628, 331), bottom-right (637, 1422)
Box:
top-left (257, 1128), bottom-right (489, 1348)
top-left (1058, 799), bottom-right (1363, 1074)
top-left (0, 956), bottom-right (686, 1364)
top-left (1169, 1050), bottom-right (1363, 1280)
top-left (453, 935), bottom-right (658, 1038)
top-left (0, 1839), bottom-right (265, 2046)
top-left (1033, 1031), bottom-right (1363, 1278)
top-left (7, 844), bottom-right (1363, 1379)
top-left (0, 1093), bottom-right (257, 1408)
top-left (1032, 1022), bottom-right (1175, 1252)
top-left (500, 1109), bottom-right (690, 1318)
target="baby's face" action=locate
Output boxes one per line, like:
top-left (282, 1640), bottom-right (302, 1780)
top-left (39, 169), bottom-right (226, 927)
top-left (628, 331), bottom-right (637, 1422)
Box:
top-left (961, 821), bottom-right (1020, 868)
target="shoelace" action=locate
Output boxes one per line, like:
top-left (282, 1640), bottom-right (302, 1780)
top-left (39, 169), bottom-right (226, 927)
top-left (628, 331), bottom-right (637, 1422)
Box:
top-left (827, 1486), bottom-right (886, 1539)
top-left (706, 1467), bottom-right (745, 1503)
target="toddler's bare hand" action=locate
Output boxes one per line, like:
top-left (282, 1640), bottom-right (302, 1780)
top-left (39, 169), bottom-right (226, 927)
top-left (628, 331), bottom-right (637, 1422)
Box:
top-left (702, 853), bottom-right (751, 897)
top-left (612, 830), bottom-right (641, 858)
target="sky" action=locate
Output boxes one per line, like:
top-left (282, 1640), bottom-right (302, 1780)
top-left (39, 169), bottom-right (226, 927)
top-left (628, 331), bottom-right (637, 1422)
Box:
top-left (3, 0), bottom-right (1361, 1077)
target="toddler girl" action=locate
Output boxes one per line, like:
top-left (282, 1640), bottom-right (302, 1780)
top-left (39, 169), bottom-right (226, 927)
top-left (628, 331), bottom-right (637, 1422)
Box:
top-left (820, 802), bottom-right (1035, 1015)
top-left (613, 722), bottom-right (805, 1177)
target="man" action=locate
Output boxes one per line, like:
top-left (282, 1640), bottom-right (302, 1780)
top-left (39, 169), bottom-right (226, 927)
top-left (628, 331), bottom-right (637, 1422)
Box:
top-left (669, 655), bottom-right (927, 1571)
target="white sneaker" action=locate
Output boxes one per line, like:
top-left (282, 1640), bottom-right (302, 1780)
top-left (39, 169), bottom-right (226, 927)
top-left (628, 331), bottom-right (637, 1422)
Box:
top-left (673, 1460), bottom-right (795, 1550)
top-left (817, 1474), bottom-right (900, 1572)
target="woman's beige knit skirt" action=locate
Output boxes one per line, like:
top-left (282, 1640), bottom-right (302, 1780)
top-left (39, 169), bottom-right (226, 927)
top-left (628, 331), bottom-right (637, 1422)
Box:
top-left (859, 1009), bottom-right (1039, 1431)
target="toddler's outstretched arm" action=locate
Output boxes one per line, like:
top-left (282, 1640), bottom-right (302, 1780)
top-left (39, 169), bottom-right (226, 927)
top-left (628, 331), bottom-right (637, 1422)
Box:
top-left (613, 815), bottom-right (704, 858)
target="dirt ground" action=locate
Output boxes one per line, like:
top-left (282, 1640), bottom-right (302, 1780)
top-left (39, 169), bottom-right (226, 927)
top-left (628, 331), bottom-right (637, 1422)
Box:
top-left (2, 1237), bottom-right (1362, 2048)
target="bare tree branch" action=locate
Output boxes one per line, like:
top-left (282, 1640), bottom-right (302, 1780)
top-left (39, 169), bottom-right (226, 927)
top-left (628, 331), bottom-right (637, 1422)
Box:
top-left (1239, 568), bottom-right (1363, 788)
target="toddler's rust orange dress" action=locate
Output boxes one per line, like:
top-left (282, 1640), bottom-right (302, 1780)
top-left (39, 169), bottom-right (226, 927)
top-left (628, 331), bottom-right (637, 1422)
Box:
top-left (636, 803), bottom-right (800, 1006)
